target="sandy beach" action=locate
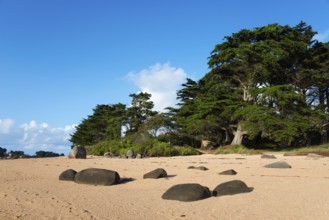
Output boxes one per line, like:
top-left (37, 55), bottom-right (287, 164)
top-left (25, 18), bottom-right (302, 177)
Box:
top-left (1, 153), bottom-right (329, 220)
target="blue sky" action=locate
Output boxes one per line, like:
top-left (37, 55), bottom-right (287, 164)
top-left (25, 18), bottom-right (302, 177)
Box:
top-left (1, 0), bottom-right (329, 155)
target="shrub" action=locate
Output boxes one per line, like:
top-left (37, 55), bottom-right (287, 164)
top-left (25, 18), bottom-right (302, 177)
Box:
top-left (176, 146), bottom-right (202, 156)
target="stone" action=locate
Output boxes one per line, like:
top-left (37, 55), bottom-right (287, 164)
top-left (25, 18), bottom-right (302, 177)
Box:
top-left (74, 168), bottom-right (120, 186)
top-left (59, 169), bottom-right (77, 181)
top-left (104, 152), bottom-right (113, 158)
top-left (68, 146), bottom-right (86, 159)
top-left (264, 161), bottom-right (291, 168)
top-left (219, 169), bottom-right (237, 175)
top-left (213, 180), bottom-right (253, 197)
top-left (187, 166), bottom-right (208, 171)
top-left (162, 183), bottom-right (211, 202)
top-left (126, 149), bottom-right (134, 158)
top-left (261, 154), bottom-right (277, 159)
top-left (136, 154), bottom-right (142, 159)
top-left (143, 168), bottom-right (167, 179)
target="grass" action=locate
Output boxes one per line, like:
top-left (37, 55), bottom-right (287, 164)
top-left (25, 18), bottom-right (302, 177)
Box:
top-left (214, 143), bottom-right (329, 156)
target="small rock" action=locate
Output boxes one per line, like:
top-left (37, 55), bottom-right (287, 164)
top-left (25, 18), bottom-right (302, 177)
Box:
top-left (126, 149), bottom-right (134, 158)
top-left (264, 161), bottom-right (291, 168)
top-left (261, 154), bottom-right (277, 159)
top-left (187, 166), bottom-right (208, 171)
top-left (143, 168), bottom-right (167, 179)
top-left (219, 169), bottom-right (237, 175)
top-left (104, 152), bottom-right (113, 158)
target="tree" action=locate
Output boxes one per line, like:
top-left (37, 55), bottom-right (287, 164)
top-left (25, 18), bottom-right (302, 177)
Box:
top-left (70, 103), bottom-right (127, 146)
top-left (175, 22), bottom-right (329, 148)
top-left (126, 92), bottom-right (157, 134)
top-left (0, 147), bottom-right (7, 157)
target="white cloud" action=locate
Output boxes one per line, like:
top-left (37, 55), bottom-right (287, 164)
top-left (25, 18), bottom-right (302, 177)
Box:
top-left (0, 119), bottom-right (76, 155)
top-left (127, 62), bottom-right (187, 111)
top-left (0, 118), bottom-right (15, 134)
top-left (314, 28), bottom-right (329, 42)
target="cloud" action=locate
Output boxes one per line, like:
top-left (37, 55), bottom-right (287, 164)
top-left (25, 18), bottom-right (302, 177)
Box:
top-left (127, 62), bottom-right (187, 111)
top-left (0, 118), bottom-right (15, 134)
top-left (314, 28), bottom-right (329, 42)
top-left (0, 119), bottom-right (76, 154)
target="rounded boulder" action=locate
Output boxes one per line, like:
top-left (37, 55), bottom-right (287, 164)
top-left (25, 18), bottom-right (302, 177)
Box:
top-left (59, 169), bottom-right (77, 181)
top-left (74, 168), bottom-right (120, 186)
top-left (162, 183), bottom-right (211, 202)
top-left (143, 168), bottom-right (167, 179)
top-left (213, 180), bottom-right (253, 197)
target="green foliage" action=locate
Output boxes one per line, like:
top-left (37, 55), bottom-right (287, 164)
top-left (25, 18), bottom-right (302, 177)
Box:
top-left (0, 147), bottom-right (7, 157)
top-left (215, 145), bottom-right (262, 154)
top-left (71, 22), bottom-right (329, 153)
top-left (88, 137), bottom-right (201, 157)
top-left (175, 146), bottom-right (202, 156)
top-left (35, 151), bottom-right (62, 158)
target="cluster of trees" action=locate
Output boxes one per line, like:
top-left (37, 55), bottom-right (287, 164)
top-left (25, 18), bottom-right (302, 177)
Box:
top-left (71, 22), bottom-right (329, 150)
top-left (0, 147), bottom-right (64, 158)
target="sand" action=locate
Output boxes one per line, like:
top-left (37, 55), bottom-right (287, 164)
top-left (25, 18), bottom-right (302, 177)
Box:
top-left (1, 153), bottom-right (329, 220)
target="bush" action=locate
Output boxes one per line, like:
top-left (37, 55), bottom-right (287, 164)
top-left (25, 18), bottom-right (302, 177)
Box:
top-left (215, 145), bottom-right (262, 154)
top-left (175, 146), bottom-right (202, 156)
top-left (88, 138), bottom-right (202, 157)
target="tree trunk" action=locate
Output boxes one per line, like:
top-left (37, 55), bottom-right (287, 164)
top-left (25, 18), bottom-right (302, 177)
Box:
top-left (231, 125), bottom-right (246, 145)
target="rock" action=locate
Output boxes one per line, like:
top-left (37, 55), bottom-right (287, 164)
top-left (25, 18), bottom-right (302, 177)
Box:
top-left (264, 161), bottom-right (292, 168)
top-left (59, 169), bottom-right (77, 181)
top-left (74, 168), bottom-right (120, 186)
top-left (68, 146), bottom-right (86, 159)
top-left (307, 153), bottom-right (324, 159)
top-left (219, 169), bottom-right (237, 175)
top-left (213, 180), bottom-right (253, 197)
top-left (136, 154), bottom-right (142, 159)
top-left (261, 154), bottom-right (277, 159)
top-left (187, 166), bottom-right (208, 171)
top-left (162, 183), bottom-right (211, 202)
top-left (143, 168), bottom-right (167, 179)
top-left (201, 140), bottom-right (215, 150)
top-left (126, 149), bottom-right (134, 158)
top-left (104, 152), bottom-right (113, 158)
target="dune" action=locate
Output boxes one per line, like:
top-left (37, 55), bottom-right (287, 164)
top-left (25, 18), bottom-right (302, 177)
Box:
top-left (1, 154), bottom-right (329, 219)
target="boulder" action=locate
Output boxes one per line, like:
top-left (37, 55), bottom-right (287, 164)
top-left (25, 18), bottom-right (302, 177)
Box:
top-left (264, 161), bottom-right (291, 168)
top-left (201, 140), bottom-right (215, 150)
top-left (213, 180), bottom-right (253, 197)
top-left (74, 168), bottom-right (120, 186)
top-left (68, 146), bottom-right (86, 159)
top-left (219, 169), bottom-right (237, 175)
top-left (126, 149), bottom-right (134, 158)
top-left (59, 169), bottom-right (77, 181)
top-left (104, 152), bottom-right (113, 158)
top-left (261, 154), bottom-right (277, 159)
top-left (136, 154), bottom-right (142, 159)
top-left (143, 168), bottom-right (167, 179)
top-left (162, 183), bottom-right (211, 202)
top-left (187, 166), bottom-right (208, 171)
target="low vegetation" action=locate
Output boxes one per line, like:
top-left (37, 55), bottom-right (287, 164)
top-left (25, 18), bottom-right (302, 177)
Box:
top-left (85, 138), bottom-right (201, 157)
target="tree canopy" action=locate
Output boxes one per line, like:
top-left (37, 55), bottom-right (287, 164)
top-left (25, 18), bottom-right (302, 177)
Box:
top-left (70, 22), bottom-right (329, 151)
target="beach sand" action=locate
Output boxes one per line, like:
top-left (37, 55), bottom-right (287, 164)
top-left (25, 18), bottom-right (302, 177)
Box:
top-left (1, 153), bottom-right (329, 220)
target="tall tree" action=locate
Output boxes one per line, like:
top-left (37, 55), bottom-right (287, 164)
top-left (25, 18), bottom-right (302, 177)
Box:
top-left (126, 92), bottom-right (157, 134)
top-left (70, 103), bottom-right (126, 146)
